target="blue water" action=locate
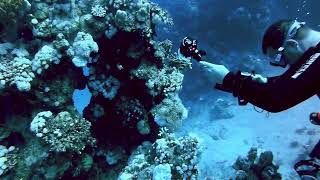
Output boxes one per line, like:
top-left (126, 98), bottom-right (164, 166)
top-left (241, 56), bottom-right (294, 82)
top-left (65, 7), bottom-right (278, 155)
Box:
top-left (1, 0), bottom-right (320, 179)
top-left (147, 0), bottom-right (320, 179)
top-left (71, 0), bottom-right (320, 178)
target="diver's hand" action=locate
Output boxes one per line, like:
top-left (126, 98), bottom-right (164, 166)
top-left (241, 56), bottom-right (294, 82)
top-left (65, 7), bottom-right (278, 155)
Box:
top-left (198, 61), bottom-right (230, 85)
top-left (240, 72), bottom-right (268, 84)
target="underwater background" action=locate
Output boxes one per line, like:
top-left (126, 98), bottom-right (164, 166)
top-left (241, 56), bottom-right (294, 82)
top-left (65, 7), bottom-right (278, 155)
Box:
top-left (0, 0), bottom-right (320, 179)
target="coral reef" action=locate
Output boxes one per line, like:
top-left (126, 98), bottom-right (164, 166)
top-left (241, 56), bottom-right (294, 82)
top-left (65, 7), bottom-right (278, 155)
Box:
top-left (119, 129), bottom-right (201, 179)
top-left (91, 4), bottom-right (107, 18)
top-left (0, 0), bottom-right (199, 179)
top-left (0, 0), bottom-right (30, 40)
top-left (88, 75), bottom-right (120, 100)
top-left (83, 29), bottom-right (190, 149)
top-left (0, 145), bottom-right (17, 176)
top-left (29, 0), bottom-right (173, 40)
top-left (112, 0), bottom-right (174, 37)
top-left (0, 0), bottom-right (23, 23)
top-left (0, 43), bottom-right (35, 91)
top-left (69, 32), bottom-right (99, 68)
top-left (232, 148), bottom-right (282, 180)
top-left (115, 97), bottom-right (151, 135)
top-left (30, 111), bottom-right (96, 153)
top-left (32, 45), bottom-right (61, 75)
top-left (152, 95), bottom-right (188, 127)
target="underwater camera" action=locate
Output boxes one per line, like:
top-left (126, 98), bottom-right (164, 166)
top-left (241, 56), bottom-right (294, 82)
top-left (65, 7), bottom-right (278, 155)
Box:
top-left (310, 112), bottom-right (320, 126)
top-left (179, 37), bottom-right (206, 62)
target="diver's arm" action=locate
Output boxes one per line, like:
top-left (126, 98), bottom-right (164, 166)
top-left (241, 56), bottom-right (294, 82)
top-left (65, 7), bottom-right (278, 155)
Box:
top-left (221, 65), bottom-right (319, 112)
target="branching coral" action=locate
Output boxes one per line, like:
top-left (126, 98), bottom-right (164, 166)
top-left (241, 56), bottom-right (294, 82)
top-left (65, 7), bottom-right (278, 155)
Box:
top-left (30, 111), bottom-right (96, 154)
top-left (30, 0), bottom-right (173, 40)
top-left (32, 45), bottom-right (61, 75)
top-left (119, 129), bottom-right (201, 179)
top-left (34, 77), bottom-right (76, 108)
top-left (69, 32), bottom-right (99, 68)
top-left (91, 4), bottom-right (107, 18)
top-left (115, 97), bottom-right (150, 135)
top-left (0, 43), bottom-right (35, 92)
top-left (88, 75), bottom-right (120, 100)
top-left (133, 64), bottom-right (184, 96)
top-left (151, 95), bottom-right (188, 128)
top-left (152, 39), bottom-right (174, 61)
top-left (0, 145), bottom-right (17, 176)
top-left (0, 0), bottom-right (23, 25)
top-left (111, 0), bottom-right (173, 37)
top-left (31, 0), bottom-right (79, 38)
top-left (130, 40), bottom-right (188, 97)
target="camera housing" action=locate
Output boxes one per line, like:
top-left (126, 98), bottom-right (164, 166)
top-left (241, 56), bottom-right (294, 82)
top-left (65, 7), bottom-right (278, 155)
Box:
top-left (179, 37), bottom-right (206, 61)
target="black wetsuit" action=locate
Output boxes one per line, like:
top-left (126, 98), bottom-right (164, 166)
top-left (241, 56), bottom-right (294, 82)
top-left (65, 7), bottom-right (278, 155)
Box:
top-left (220, 42), bottom-right (320, 160)
top-left (220, 42), bottom-right (320, 113)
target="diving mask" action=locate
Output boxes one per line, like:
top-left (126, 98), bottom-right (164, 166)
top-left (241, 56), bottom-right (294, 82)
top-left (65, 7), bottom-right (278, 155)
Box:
top-left (270, 20), bottom-right (306, 67)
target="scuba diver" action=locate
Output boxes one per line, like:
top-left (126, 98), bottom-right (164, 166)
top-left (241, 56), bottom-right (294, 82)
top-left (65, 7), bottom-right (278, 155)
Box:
top-left (179, 20), bottom-right (320, 179)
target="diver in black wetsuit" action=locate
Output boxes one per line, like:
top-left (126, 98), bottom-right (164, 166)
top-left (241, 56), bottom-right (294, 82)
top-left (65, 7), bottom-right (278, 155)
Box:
top-left (179, 20), bottom-right (320, 179)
